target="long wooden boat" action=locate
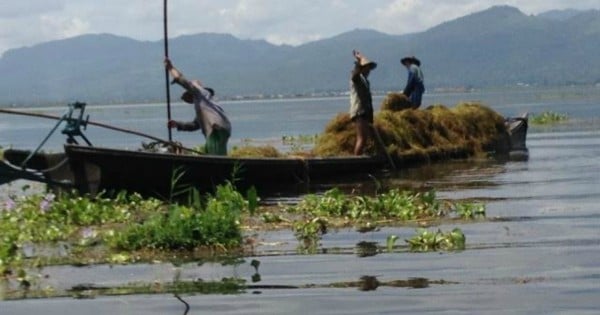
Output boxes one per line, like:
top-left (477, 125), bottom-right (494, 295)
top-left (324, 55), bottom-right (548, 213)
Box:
top-left (1, 113), bottom-right (528, 197)
top-left (64, 145), bottom-right (389, 197)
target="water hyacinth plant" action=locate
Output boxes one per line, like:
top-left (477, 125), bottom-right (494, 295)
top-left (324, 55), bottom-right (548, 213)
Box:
top-left (406, 228), bottom-right (466, 252)
top-left (284, 188), bottom-right (480, 250)
top-left (455, 202), bottom-right (486, 219)
top-left (111, 181), bottom-right (249, 251)
top-left (0, 191), bottom-right (158, 276)
top-left (530, 111), bottom-right (568, 125)
top-left (0, 181), bottom-right (254, 278)
top-left (293, 217), bottom-right (328, 252)
top-left (286, 188), bottom-right (444, 221)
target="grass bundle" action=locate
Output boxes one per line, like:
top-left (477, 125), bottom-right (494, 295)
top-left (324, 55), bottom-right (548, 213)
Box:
top-left (380, 92), bottom-right (415, 111)
top-left (313, 101), bottom-right (508, 159)
top-left (229, 145), bottom-right (282, 158)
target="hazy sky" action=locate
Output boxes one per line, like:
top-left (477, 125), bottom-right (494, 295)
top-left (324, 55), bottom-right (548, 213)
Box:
top-left (1, 0), bottom-right (598, 55)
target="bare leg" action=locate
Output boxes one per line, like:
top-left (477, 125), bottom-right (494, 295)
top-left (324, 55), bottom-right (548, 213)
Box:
top-left (354, 117), bottom-right (370, 155)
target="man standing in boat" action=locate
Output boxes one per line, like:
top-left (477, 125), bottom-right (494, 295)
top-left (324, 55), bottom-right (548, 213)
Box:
top-left (349, 50), bottom-right (377, 155)
top-left (165, 58), bottom-right (231, 155)
top-left (400, 56), bottom-right (425, 108)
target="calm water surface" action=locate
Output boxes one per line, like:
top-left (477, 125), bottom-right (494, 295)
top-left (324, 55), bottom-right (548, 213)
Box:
top-left (1, 87), bottom-right (599, 314)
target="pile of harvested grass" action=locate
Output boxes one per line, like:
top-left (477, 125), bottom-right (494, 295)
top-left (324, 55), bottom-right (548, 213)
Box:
top-left (380, 92), bottom-right (415, 111)
top-left (312, 113), bottom-right (359, 157)
top-left (229, 145), bottom-right (282, 158)
top-left (313, 101), bottom-right (509, 159)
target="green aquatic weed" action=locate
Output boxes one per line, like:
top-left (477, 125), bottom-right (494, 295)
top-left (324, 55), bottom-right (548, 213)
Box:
top-left (287, 188), bottom-right (454, 227)
top-left (112, 182), bottom-right (247, 251)
top-left (0, 190), bottom-right (162, 278)
top-left (406, 228), bottom-right (466, 252)
top-left (289, 188), bottom-right (348, 217)
top-left (455, 202), bottom-right (486, 219)
top-left (386, 235), bottom-right (399, 252)
top-left (530, 111), bottom-right (569, 125)
top-left (293, 217), bottom-right (328, 252)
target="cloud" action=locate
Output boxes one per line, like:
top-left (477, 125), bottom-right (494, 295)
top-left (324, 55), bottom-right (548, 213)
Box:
top-left (0, 0), bottom-right (598, 54)
top-left (0, 1), bottom-right (63, 18)
top-left (40, 16), bottom-right (90, 39)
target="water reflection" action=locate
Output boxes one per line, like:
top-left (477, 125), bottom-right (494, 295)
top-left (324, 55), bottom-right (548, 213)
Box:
top-left (358, 275), bottom-right (379, 291)
top-left (174, 294), bottom-right (190, 315)
top-left (355, 241), bottom-right (379, 258)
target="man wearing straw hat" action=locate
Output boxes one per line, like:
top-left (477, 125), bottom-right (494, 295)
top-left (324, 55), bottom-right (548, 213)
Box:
top-left (349, 50), bottom-right (377, 155)
top-left (165, 58), bottom-right (231, 155)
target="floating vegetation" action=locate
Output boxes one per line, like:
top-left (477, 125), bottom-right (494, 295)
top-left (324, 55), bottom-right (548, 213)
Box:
top-left (0, 171), bottom-right (487, 301)
top-left (286, 188), bottom-right (445, 221)
top-left (0, 191), bottom-right (161, 275)
top-left (0, 182), bottom-right (252, 279)
top-left (293, 217), bottom-right (328, 253)
top-left (530, 111), bottom-right (569, 125)
top-left (406, 228), bottom-right (466, 252)
top-left (455, 202), bottom-right (486, 219)
top-left (0, 179), bottom-right (487, 280)
top-left (313, 102), bottom-right (508, 158)
top-left (284, 188), bottom-right (484, 250)
top-left (112, 181), bottom-right (248, 251)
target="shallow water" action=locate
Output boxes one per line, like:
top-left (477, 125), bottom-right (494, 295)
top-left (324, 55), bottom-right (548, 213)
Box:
top-left (1, 87), bottom-right (600, 314)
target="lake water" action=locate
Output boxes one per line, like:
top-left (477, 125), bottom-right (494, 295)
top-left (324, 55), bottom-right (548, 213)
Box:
top-left (1, 86), bottom-right (599, 314)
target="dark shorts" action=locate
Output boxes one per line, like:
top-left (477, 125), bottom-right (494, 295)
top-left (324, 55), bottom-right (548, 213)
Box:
top-left (352, 111), bottom-right (373, 124)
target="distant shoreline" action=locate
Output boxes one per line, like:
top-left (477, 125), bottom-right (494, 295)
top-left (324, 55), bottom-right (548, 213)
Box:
top-left (1, 84), bottom-right (599, 109)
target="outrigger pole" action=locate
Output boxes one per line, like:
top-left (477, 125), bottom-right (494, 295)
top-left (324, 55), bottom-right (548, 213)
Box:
top-left (164, 0), bottom-right (173, 141)
top-left (0, 107), bottom-right (203, 155)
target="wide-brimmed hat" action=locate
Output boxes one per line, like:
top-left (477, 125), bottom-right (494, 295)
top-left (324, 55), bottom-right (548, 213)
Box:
top-left (401, 56), bottom-right (421, 66)
top-left (181, 87), bottom-right (215, 102)
top-left (359, 57), bottom-right (377, 70)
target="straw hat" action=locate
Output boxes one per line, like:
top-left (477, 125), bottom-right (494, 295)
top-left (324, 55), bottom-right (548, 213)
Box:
top-left (401, 56), bottom-right (421, 66)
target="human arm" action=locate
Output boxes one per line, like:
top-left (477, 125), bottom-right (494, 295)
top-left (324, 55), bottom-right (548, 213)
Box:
top-left (168, 119), bottom-right (201, 131)
top-left (351, 50), bottom-right (363, 80)
top-left (164, 58), bottom-right (195, 92)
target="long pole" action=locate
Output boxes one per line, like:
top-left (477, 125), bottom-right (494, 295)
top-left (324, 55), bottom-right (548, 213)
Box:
top-left (371, 124), bottom-right (397, 170)
top-left (164, 0), bottom-right (173, 141)
top-left (0, 108), bottom-right (203, 155)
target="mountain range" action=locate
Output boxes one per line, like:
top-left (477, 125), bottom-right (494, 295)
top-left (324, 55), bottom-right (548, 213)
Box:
top-left (1, 5), bottom-right (599, 106)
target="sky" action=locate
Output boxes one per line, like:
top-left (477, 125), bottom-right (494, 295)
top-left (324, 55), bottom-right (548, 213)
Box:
top-left (1, 0), bottom-right (599, 55)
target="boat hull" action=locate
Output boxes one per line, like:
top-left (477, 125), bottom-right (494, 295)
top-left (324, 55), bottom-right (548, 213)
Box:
top-left (64, 145), bottom-right (387, 197)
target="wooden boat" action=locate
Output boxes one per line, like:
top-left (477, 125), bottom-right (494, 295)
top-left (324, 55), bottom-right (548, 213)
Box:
top-left (64, 145), bottom-right (390, 197)
top-left (1, 111), bottom-right (528, 198)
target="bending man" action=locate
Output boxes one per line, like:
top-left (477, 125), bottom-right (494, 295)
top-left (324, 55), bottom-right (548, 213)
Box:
top-left (165, 58), bottom-right (231, 155)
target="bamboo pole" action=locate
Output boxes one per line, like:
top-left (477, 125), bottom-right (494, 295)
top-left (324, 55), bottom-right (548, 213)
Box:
top-left (164, 0), bottom-right (173, 141)
top-left (0, 108), bottom-right (202, 155)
